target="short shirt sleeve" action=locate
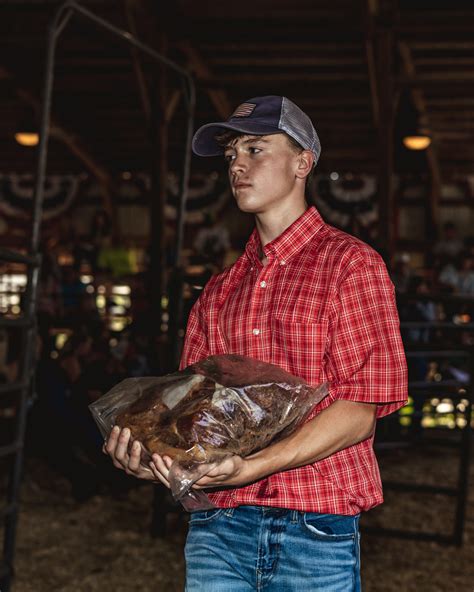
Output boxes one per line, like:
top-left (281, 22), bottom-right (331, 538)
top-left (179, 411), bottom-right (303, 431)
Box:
top-left (323, 260), bottom-right (408, 418)
top-left (179, 295), bottom-right (209, 370)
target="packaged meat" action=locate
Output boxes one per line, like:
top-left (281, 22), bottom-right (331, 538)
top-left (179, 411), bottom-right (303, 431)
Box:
top-left (90, 354), bottom-right (328, 510)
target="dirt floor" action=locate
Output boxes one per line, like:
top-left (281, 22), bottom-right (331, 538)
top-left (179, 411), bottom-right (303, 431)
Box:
top-left (5, 438), bottom-right (474, 592)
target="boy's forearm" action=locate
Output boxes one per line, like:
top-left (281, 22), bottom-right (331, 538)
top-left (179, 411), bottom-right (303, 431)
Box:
top-left (242, 400), bottom-right (377, 484)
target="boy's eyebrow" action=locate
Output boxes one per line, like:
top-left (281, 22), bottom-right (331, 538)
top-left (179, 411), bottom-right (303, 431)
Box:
top-left (242, 137), bottom-right (269, 144)
top-left (224, 137), bottom-right (270, 151)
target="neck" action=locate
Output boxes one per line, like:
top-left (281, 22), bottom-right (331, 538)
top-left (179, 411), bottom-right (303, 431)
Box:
top-left (255, 198), bottom-right (308, 248)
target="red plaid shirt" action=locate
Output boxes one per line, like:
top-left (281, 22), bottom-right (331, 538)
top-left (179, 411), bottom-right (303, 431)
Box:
top-left (180, 207), bottom-right (407, 515)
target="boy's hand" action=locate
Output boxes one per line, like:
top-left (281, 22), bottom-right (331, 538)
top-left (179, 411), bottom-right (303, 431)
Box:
top-left (191, 455), bottom-right (247, 489)
top-left (103, 425), bottom-right (171, 483)
top-left (104, 427), bottom-right (252, 490)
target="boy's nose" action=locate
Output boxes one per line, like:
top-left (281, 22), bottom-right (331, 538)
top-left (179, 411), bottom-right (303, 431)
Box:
top-left (230, 154), bottom-right (247, 173)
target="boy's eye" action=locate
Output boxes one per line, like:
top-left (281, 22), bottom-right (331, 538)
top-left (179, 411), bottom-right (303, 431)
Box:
top-left (249, 147), bottom-right (261, 154)
top-left (224, 153), bottom-right (235, 162)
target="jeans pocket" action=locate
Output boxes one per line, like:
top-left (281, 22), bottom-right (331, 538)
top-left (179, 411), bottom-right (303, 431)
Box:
top-left (302, 512), bottom-right (358, 542)
top-left (188, 508), bottom-right (224, 525)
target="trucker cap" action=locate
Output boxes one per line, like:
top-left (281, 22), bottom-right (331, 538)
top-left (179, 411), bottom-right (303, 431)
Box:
top-left (192, 95), bottom-right (321, 166)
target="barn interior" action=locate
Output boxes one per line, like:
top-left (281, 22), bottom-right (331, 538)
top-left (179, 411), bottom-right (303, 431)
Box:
top-left (0, 1), bottom-right (473, 591)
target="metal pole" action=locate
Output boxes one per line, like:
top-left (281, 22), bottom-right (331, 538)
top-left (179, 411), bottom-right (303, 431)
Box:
top-left (31, 6), bottom-right (71, 253)
top-left (453, 348), bottom-right (473, 545)
top-left (166, 76), bottom-right (196, 369)
top-left (174, 76), bottom-right (196, 269)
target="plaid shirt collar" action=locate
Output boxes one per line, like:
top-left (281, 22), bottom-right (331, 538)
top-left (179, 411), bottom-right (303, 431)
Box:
top-left (244, 206), bottom-right (326, 267)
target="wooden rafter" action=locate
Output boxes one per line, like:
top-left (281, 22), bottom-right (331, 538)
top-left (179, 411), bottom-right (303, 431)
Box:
top-left (178, 41), bottom-right (232, 119)
top-left (123, 0), bottom-right (182, 127)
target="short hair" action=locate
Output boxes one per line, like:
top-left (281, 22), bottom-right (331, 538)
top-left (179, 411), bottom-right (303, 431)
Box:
top-left (215, 130), bottom-right (315, 190)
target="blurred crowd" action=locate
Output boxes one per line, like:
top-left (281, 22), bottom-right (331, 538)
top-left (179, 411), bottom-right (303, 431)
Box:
top-left (32, 267), bottom-right (158, 501)
top-left (392, 221), bottom-right (474, 298)
top-left (391, 221), bottom-right (474, 393)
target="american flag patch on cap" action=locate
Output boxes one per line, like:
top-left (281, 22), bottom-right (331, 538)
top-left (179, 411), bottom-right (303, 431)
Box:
top-left (231, 103), bottom-right (256, 118)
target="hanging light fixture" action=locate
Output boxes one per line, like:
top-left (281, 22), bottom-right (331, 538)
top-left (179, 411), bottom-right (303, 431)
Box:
top-left (14, 132), bottom-right (39, 147)
top-left (14, 112), bottom-right (39, 147)
top-left (403, 133), bottom-right (431, 151)
top-left (402, 112), bottom-right (431, 151)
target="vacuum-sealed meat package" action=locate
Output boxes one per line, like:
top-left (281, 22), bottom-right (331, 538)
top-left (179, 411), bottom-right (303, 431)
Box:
top-left (90, 354), bottom-right (328, 511)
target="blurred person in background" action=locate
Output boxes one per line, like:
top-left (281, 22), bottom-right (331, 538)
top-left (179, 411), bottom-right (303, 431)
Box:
top-left (433, 221), bottom-right (464, 260)
top-left (437, 250), bottom-right (474, 295)
top-left (391, 251), bottom-right (413, 294)
top-left (458, 251), bottom-right (474, 295)
top-left (32, 329), bottom-right (113, 500)
top-left (60, 264), bottom-right (87, 320)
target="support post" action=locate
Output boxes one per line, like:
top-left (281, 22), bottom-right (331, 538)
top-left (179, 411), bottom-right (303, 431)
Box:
top-left (375, 21), bottom-right (396, 264)
top-left (398, 41), bottom-right (442, 253)
top-left (149, 30), bottom-right (168, 370)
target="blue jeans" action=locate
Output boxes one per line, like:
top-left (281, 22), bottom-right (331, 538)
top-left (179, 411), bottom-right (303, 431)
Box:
top-left (185, 505), bottom-right (361, 591)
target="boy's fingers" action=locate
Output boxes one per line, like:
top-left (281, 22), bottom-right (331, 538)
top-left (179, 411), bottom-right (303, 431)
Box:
top-left (162, 455), bottom-right (173, 469)
top-left (114, 427), bottom-right (132, 462)
top-left (127, 440), bottom-right (142, 472)
top-left (151, 454), bottom-right (170, 479)
top-left (149, 462), bottom-right (170, 488)
top-left (105, 425), bottom-right (120, 454)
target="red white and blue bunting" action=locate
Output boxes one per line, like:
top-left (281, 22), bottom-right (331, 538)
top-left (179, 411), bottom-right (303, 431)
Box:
top-left (0, 171), bottom-right (230, 227)
top-left (0, 173), bottom-right (81, 221)
top-left (310, 174), bottom-right (378, 236)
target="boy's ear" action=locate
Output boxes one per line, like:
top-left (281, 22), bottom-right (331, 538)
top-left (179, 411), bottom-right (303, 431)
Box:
top-left (295, 150), bottom-right (314, 180)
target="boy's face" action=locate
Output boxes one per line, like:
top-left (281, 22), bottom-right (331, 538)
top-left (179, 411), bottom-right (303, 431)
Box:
top-left (223, 133), bottom-right (302, 214)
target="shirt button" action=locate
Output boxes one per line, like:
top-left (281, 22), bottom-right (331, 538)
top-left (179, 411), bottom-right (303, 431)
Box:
top-left (252, 328), bottom-right (260, 336)
top-left (280, 260), bottom-right (286, 266)
top-left (260, 281), bottom-right (267, 288)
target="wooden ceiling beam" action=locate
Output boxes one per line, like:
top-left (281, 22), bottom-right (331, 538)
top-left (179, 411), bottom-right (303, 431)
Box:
top-left (209, 57), bottom-right (365, 67)
top-left (409, 41), bottom-right (474, 51)
top-left (431, 121), bottom-right (474, 129)
top-left (198, 42), bottom-right (361, 53)
top-left (399, 73), bottom-right (474, 86)
top-left (177, 5), bottom-right (358, 20)
top-left (415, 58), bottom-right (474, 67)
top-left (198, 73), bottom-right (368, 84)
top-left (178, 40), bottom-right (232, 119)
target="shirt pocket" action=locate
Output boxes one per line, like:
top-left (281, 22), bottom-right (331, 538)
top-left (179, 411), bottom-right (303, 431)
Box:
top-left (270, 317), bottom-right (327, 385)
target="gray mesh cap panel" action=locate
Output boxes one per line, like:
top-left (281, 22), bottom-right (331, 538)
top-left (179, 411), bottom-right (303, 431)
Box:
top-left (279, 97), bottom-right (321, 166)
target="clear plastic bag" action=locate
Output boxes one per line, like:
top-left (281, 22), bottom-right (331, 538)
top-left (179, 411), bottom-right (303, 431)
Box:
top-left (90, 354), bottom-right (328, 511)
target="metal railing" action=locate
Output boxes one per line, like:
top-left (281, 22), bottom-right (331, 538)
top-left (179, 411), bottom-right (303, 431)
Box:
top-left (365, 303), bottom-right (473, 546)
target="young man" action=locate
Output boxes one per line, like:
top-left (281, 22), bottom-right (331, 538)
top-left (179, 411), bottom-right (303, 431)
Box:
top-left (105, 96), bottom-right (408, 591)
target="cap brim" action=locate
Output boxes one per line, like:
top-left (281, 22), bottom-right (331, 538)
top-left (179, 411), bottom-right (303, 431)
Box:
top-left (192, 122), bottom-right (281, 156)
